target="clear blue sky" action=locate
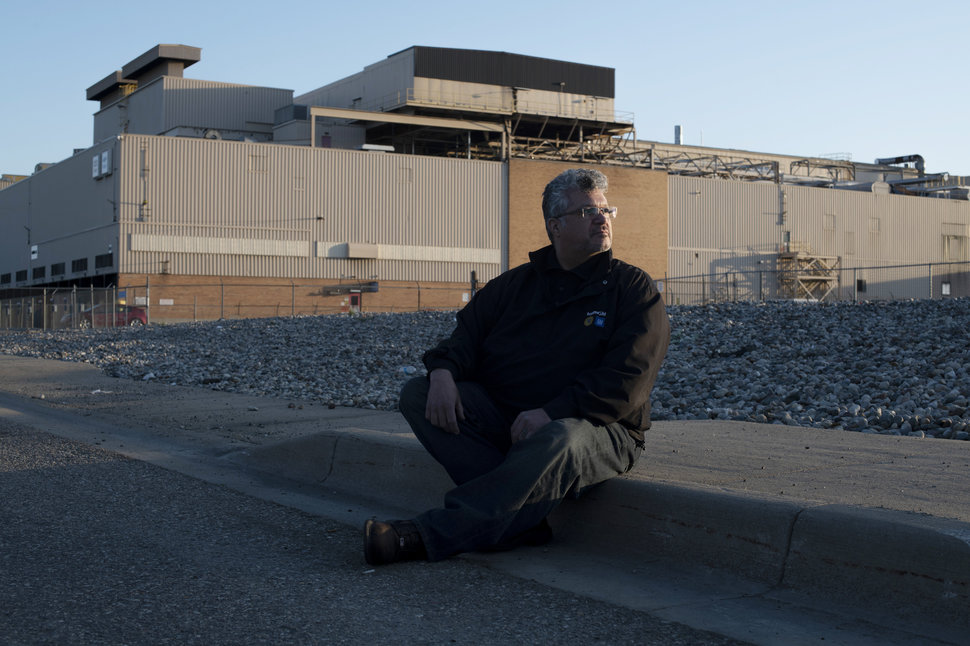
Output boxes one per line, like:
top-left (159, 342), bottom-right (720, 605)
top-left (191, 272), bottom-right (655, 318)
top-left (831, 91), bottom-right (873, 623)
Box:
top-left (2, 0), bottom-right (968, 176)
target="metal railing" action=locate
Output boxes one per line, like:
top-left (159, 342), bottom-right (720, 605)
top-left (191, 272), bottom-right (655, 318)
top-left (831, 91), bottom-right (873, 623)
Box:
top-left (663, 260), bottom-right (970, 306)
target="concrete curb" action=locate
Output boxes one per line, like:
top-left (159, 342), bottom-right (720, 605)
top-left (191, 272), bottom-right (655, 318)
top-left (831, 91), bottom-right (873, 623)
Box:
top-left (232, 426), bottom-right (970, 628)
top-left (785, 505), bottom-right (970, 625)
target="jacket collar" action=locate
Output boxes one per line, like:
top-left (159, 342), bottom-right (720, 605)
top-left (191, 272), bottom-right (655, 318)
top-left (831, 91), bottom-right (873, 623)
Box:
top-left (529, 245), bottom-right (613, 280)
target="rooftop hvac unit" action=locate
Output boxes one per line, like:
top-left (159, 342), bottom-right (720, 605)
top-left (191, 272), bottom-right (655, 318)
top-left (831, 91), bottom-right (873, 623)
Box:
top-left (204, 129), bottom-right (222, 140)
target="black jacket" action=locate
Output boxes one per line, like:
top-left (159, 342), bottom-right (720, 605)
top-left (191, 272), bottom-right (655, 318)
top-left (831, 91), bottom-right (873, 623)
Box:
top-left (423, 246), bottom-right (670, 442)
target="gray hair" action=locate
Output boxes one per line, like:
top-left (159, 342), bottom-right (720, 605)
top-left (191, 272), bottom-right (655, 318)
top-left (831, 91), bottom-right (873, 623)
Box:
top-left (541, 168), bottom-right (609, 220)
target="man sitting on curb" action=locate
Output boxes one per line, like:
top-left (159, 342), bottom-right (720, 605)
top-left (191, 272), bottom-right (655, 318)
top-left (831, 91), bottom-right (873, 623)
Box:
top-left (365, 167), bottom-right (670, 564)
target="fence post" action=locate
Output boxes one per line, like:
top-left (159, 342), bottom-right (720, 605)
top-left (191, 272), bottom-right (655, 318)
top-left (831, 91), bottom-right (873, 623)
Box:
top-left (853, 268), bottom-right (858, 302)
top-left (702, 274), bottom-right (707, 305)
top-left (291, 282), bottom-right (296, 317)
top-left (145, 277), bottom-right (150, 324)
top-left (220, 281), bottom-right (225, 319)
top-left (928, 263), bottom-right (934, 299)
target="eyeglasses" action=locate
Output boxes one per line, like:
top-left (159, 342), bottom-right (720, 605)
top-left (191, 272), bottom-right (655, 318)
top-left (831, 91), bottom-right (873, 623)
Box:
top-left (557, 206), bottom-right (617, 220)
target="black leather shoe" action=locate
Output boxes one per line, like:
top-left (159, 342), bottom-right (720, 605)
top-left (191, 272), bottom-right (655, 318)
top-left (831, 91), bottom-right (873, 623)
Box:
top-left (364, 519), bottom-right (428, 565)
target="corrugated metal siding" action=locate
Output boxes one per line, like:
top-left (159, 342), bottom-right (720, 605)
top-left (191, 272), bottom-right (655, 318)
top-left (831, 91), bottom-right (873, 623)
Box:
top-left (411, 79), bottom-right (513, 114)
top-left (514, 89), bottom-right (615, 120)
top-left (668, 176), bottom-right (780, 278)
top-left (0, 143), bottom-right (120, 285)
top-left (117, 135), bottom-right (503, 282)
top-left (669, 174), bottom-right (970, 287)
top-left (94, 80), bottom-right (165, 142)
top-left (782, 186), bottom-right (970, 265)
top-left (295, 51), bottom-right (414, 112)
top-left (162, 77), bottom-right (293, 133)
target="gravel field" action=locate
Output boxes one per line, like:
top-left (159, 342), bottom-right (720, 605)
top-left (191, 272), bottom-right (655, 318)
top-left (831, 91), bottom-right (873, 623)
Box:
top-left (2, 298), bottom-right (969, 440)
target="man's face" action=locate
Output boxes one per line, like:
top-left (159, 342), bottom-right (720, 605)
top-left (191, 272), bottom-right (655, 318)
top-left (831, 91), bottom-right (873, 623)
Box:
top-left (548, 188), bottom-right (612, 270)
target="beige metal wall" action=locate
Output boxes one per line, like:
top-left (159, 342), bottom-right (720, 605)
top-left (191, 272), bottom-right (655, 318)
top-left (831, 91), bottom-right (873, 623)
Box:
top-left (669, 174), bottom-right (970, 277)
top-left (116, 135), bottom-right (504, 283)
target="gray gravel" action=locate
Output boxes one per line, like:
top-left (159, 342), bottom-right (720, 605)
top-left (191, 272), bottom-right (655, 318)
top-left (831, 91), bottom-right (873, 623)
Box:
top-left (1, 298), bottom-right (969, 440)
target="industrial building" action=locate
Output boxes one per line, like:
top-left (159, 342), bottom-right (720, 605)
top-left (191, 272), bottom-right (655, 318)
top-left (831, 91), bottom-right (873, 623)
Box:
top-left (1, 43), bottom-right (968, 325)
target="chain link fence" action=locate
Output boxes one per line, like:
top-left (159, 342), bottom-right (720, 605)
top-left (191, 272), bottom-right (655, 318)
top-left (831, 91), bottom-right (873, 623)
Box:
top-left (3, 262), bottom-right (967, 329)
top-left (0, 286), bottom-right (142, 331)
top-left (0, 280), bottom-right (475, 330)
top-left (663, 260), bottom-right (970, 306)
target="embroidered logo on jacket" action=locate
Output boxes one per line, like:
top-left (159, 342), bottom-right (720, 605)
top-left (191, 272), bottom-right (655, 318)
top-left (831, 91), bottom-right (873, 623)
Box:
top-left (584, 311), bottom-right (607, 328)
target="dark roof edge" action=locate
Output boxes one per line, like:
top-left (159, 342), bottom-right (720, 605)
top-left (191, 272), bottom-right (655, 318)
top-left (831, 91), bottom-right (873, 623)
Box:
top-left (121, 44), bottom-right (201, 78)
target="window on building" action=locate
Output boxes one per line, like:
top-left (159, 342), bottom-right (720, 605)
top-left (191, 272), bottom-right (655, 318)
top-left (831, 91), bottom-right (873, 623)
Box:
top-left (33, 266), bottom-right (46, 279)
top-left (51, 262), bottom-right (65, 276)
top-left (16, 270), bottom-right (27, 282)
top-left (72, 258), bottom-right (88, 273)
top-left (845, 231), bottom-right (855, 256)
top-left (944, 235), bottom-right (967, 262)
top-left (95, 253), bottom-right (113, 269)
top-left (0, 273), bottom-right (10, 285)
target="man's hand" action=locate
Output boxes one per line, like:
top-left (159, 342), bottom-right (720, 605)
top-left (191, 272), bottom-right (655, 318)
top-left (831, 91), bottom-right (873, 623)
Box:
top-left (425, 369), bottom-right (464, 434)
top-left (510, 408), bottom-right (552, 443)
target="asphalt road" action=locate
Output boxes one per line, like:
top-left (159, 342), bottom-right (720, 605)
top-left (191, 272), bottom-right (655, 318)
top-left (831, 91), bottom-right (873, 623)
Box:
top-left (0, 419), bottom-right (747, 646)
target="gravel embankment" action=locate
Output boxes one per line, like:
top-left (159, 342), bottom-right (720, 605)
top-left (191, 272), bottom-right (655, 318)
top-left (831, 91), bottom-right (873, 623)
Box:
top-left (1, 298), bottom-right (968, 440)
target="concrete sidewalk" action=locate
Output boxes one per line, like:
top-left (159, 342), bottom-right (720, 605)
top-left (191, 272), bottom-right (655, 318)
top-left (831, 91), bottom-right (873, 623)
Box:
top-left (1, 355), bottom-right (968, 641)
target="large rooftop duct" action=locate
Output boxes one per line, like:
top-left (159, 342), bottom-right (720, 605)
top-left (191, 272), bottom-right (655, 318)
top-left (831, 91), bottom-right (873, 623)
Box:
top-left (875, 154), bottom-right (925, 176)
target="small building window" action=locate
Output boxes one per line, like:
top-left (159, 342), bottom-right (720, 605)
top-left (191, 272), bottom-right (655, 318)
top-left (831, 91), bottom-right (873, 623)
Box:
top-left (16, 270), bottom-right (28, 282)
top-left (33, 266), bottom-right (46, 279)
top-left (72, 258), bottom-right (88, 273)
top-left (51, 262), bottom-right (65, 276)
top-left (95, 253), bottom-right (113, 269)
top-left (0, 273), bottom-right (10, 285)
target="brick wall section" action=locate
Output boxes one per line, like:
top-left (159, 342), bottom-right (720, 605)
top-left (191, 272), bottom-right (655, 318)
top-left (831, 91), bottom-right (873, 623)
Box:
top-left (118, 274), bottom-right (474, 322)
top-left (508, 159), bottom-right (669, 280)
